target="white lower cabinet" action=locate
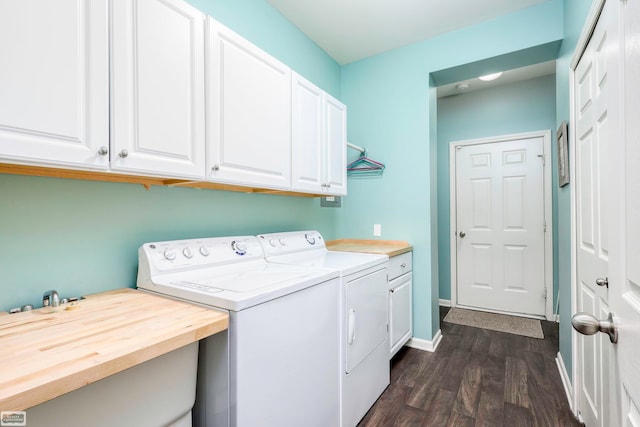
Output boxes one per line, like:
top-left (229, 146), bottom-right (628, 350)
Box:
top-left (207, 18), bottom-right (292, 190)
top-left (0, 0), bottom-right (109, 169)
top-left (110, 0), bottom-right (206, 179)
top-left (389, 252), bottom-right (413, 358)
top-left (291, 73), bottom-right (347, 195)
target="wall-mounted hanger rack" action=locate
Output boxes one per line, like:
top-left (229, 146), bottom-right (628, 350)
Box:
top-left (346, 141), bottom-right (385, 176)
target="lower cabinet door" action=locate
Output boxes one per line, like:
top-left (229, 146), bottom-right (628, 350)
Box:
top-left (389, 272), bottom-right (412, 358)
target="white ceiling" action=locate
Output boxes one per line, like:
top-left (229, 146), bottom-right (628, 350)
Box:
top-left (266, 0), bottom-right (553, 64)
top-left (437, 60), bottom-right (556, 98)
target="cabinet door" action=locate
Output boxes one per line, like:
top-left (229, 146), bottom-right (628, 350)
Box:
top-left (207, 18), bottom-right (291, 190)
top-left (0, 0), bottom-right (109, 169)
top-left (291, 72), bottom-right (324, 193)
top-left (389, 272), bottom-right (412, 358)
top-left (111, 0), bottom-right (205, 179)
top-left (324, 94), bottom-right (347, 195)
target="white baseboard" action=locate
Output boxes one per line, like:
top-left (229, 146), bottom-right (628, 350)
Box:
top-left (406, 330), bottom-right (442, 353)
top-left (556, 351), bottom-right (575, 414)
top-left (439, 299), bottom-right (451, 307)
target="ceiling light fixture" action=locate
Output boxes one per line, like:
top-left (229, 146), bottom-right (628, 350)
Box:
top-left (478, 72), bottom-right (503, 81)
top-left (456, 83), bottom-right (470, 91)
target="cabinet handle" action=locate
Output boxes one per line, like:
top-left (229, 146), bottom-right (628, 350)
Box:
top-left (119, 149), bottom-right (128, 159)
top-left (401, 263), bottom-right (407, 268)
top-left (212, 165), bottom-right (220, 172)
top-left (326, 183), bottom-right (331, 188)
top-left (98, 146), bottom-right (108, 156)
top-left (390, 288), bottom-right (395, 293)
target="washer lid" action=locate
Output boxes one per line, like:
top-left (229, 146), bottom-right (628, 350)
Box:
top-left (142, 260), bottom-right (339, 311)
top-left (266, 251), bottom-right (388, 276)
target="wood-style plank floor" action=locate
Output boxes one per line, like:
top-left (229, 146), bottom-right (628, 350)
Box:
top-left (358, 307), bottom-right (582, 427)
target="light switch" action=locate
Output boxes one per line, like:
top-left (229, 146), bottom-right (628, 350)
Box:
top-left (373, 224), bottom-right (382, 237)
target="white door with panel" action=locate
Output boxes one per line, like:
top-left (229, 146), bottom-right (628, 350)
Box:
top-left (111, 0), bottom-right (206, 179)
top-left (207, 18), bottom-right (292, 190)
top-left (0, 0), bottom-right (109, 169)
top-left (573, 1), bottom-right (617, 424)
top-left (573, 0), bottom-right (640, 425)
top-left (388, 251), bottom-right (413, 358)
top-left (291, 73), bottom-right (347, 195)
top-left (455, 136), bottom-right (546, 316)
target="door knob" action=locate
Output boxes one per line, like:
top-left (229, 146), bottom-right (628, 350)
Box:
top-left (596, 277), bottom-right (609, 288)
top-left (459, 231), bottom-right (466, 238)
top-left (571, 312), bottom-right (618, 343)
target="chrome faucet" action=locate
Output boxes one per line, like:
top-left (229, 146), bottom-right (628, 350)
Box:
top-left (43, 290), bottom-right (60, 307)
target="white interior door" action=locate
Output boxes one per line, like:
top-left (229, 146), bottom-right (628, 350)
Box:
top-left (573, 1), bottom-right (617, 425)
top-left (454, 136), bottom-right (546, 316)
top-left (612, 0), bottom-right (640, 422)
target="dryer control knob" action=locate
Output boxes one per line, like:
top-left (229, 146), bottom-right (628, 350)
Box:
top-left (232, 240), bottom-right (248, 255)
top-left (305, 233), bottom-right (316, 245)
top-left (279, 238), bottom-right (287, 246)
top-left (164, 249), bottom-right (177, 260)
top-left (200, 246), bottom-right (210, 256)
top-left (183, 247), bottom-right (193, 258)
top-left (269, 239), bottom-right (278, 247)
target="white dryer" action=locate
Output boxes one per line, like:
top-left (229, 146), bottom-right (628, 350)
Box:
top-left (257, 231), bottom-right (390, 427)
top-left (137, 235), bottom-right (340, 427)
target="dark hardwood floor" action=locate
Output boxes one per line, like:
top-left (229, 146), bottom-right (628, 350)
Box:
top-left (358, 307), bottom-right (582, 427)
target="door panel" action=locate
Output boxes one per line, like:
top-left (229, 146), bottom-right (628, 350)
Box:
top-left (0, 0), bottom-right (109, 168)
top-left (574, 2), bottom-right (615, 424)
top-left (207, 18), bottom-right (291, 189)
top-left (111, 0), bottom-right (205, 178)
top-left (614, 0), bottom-right (640, 421)
top-left (345, 268), bottom-right (388, 374)
top-left (456, 137), bottom-right (545, 316)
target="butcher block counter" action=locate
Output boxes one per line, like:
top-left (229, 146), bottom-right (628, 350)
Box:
top-left (326, 239), bottom-right (412, 257)
top-left (0, 288), bottom-right (228, 411)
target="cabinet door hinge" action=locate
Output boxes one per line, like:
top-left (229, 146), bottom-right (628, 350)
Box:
top-left (543, 221), bottom-right (547, 233)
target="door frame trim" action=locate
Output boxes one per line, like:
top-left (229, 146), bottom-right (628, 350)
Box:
top-left (569, 0), bottom-right (607, 418)
top-left (449, 130), bottom-right (554, 320)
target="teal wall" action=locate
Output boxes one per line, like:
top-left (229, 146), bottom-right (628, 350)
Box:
top-left (341, 0), bottom-right (564, 340)
top-left (0, 0), bottom-right (342, 312)
top-left (556, 0), bottom-right (595, 381)
top-left (437, 75), bottom-right (558, 304)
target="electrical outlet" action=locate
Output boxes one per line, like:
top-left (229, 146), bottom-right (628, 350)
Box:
top-left (373, 224), bottom-right (382, 237)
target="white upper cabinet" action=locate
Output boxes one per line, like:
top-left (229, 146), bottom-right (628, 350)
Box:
top-left (291, 73), bottom-right (325, 193)
top-left (207, 18), bottom-right (292, 190)
top-left (291, 73), bottom-right (347, 195)
top-left (324, 94), bottom-right (347, 195)
top-left (111, 0), bottom-right (206, 179)
top-left (0, 0), bottom-right (109, 169)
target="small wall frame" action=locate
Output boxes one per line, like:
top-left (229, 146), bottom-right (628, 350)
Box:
top-left (557, 121), bottom-right (569, 187)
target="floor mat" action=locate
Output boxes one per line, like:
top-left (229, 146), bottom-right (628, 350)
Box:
top-left (443, 307), bottom-right (544, 339)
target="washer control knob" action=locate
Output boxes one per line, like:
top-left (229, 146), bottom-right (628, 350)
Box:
top-left (269, 239), bottom-right (278, 247)
top-left (164, 248), bottom-right (177, 260)
top-left (232, 240), bottom-right (248, 255)
top-left (305, 233), bottom-right (316, 245)
top-left (200, 246), bottom-right (210, 256)
top-left (279, 238), bottom-right (287, 246)
top-left (183, 247), bottom-right (193, 258)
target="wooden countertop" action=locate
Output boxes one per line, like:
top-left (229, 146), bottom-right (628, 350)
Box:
top-left (326, 239), bottom-right (412, 257)
top-left (0, 288), bottom-right (228, 411)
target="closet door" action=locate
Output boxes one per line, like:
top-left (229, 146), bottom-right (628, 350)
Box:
top-left (0, 0), bottom-right (109, 169)
top-left (111, 0), bottom-right (206, 179)
top-left (207, 18), bottom-right (292, 190)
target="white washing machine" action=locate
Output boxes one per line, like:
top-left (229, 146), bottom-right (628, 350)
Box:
top-left (137, 235), bottom-right (341, 427)
top-left (257, 231), bottom-right (390, 427)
